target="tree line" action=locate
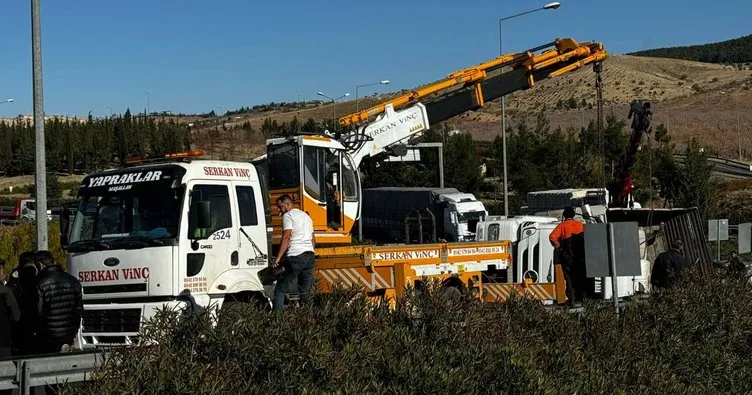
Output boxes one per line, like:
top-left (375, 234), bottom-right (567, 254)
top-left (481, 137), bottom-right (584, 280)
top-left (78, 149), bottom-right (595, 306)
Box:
top-left (0, 109), bottom-right (190, 177)
top-left (629, 34), bottom-right (752, 65)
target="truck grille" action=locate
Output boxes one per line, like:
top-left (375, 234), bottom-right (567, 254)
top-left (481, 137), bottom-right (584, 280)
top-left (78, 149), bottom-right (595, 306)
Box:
top-left (82, 308), bottom-right (142, 333)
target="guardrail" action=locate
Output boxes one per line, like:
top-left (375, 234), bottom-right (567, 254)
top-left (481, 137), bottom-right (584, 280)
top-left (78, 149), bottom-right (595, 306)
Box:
top-left (673, 154), bottom-right (752, 179)
top-left (0, 349), bottom-right (104, 394)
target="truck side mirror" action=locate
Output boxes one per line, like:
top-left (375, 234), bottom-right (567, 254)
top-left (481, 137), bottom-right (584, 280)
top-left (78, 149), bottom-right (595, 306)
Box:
top-left (197, 201), bottom-right (211, 229)
top-left (59, 206), bottom-right (70, 250)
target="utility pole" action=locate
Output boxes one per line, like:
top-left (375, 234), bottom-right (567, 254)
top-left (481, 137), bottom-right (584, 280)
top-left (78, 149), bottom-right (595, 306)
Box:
top-left (32, 0), bottom-right (48, 249)
top-left (498, 2), bottom-right (561, 216)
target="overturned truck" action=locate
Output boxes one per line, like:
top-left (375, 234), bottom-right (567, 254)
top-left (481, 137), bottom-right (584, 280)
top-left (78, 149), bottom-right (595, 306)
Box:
top-left (476, 205), bottom-right (713, 304)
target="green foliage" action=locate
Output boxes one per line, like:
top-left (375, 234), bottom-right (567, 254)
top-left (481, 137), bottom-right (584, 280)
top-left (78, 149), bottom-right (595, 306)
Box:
top-left (29, 172), bottom-right (63, 206)
top-left (629, 34), bottom-right (752, 63)
top-left (0, 222), bottom-right (66, 270)
top-left (360, 124), bottom-right (482, 194)
top-left (671, 139), bottom-right (718, 220)
top-left (0, 114), bottom-right (190, 177)
top-left (566, 96), bottom-right (578, 109)
top-left (64, 271), bottom-right (752, 394)
top-left (489, 113), bottom-right (607, 208)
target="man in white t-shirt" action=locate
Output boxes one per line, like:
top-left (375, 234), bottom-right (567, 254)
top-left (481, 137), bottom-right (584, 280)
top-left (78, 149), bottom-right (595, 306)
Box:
top-left (272, 194), bottom-right (316, 312)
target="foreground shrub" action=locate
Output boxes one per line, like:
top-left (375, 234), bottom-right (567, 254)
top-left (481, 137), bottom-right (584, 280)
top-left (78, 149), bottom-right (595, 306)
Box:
top-left (66, 272), bottom-right (752, 394)
top-left (0, 222), bottom-right (66, 268)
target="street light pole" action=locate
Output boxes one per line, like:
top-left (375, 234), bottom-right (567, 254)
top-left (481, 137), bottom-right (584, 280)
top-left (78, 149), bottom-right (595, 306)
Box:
top-left (31, 0), bottom-right (47, 250)
top-left (499, 2), bottom-right (561, 217)
top-left (317, 91), bottom-right (350, 128)
top-left (0, 98), bottom-right (13, 104)
top-left (356, 80), bottom-right (390, 112)
top-left (736, 96), bottom-right (742, 161)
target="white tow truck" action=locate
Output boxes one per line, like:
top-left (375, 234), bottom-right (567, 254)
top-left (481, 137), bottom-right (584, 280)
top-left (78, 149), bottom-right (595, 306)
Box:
top-left (60, 152), bottom-right (274, 348)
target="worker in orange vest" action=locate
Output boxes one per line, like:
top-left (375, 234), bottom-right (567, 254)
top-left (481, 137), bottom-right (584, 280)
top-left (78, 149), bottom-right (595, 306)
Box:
top-left (549, 206), bottom-right (587, 306)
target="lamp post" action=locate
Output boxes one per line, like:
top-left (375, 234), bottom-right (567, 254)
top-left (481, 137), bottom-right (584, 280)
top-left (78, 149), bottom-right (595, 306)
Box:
top-left (317, 91), bottom-right (350, 127)
top-left (721, 90), bottom-right (743, 160)
top-left (31, 0), bottom-right (48, 249)
top-left (499, 1), bottom-right (560, 216)
top-left (0, 98), bottom-right (13, 104)
top-left (356, 80), bottom-right (390, 112)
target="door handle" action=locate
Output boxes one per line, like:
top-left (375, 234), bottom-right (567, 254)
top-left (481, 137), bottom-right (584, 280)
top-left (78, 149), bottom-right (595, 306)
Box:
top-left (317, 202), bottom-right (326, 206)
top-left (231, 251), bottom-right (239, 266)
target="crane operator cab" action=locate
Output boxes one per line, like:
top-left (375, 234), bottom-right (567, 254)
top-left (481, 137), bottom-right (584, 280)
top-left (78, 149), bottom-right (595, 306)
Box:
top-left (266, 135), bottom-right (360, 247)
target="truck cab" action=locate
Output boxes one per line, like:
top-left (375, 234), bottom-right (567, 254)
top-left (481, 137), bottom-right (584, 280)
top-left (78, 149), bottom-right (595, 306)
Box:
top-left (437, 192), bottom-right (487, 242)
top-left (60, 152), bottom-right (272, 348)
top-left (476, 215), bottom-right (559, 283)
top-left (476, 214), bottom-right (650, 300)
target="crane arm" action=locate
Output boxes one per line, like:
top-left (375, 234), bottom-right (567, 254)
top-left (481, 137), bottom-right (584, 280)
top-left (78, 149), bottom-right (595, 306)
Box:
top-left (337, 38), bottom-right (608, 167)
top-left (609, 100), bottom-right (653, 208)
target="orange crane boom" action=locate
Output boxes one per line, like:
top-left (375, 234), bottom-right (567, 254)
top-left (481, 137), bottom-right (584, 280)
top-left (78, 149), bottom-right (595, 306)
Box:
top-left (339, 38), bottom-right (607, 128)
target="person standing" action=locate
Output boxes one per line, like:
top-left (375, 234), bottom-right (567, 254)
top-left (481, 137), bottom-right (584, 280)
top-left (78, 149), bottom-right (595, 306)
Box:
top-left (10, 252), bottom-right (40, 356)
top-left (35, 250), bottom-right (83, 353)
top-left (549, 206), bottom-right (587, 306)
top-left (0, 259), bottom-right (7, 286)
top-left (727, 252), bottom-right (747, 280)
top-left (0, 278), bottom-right (20, 358)
top-left (272, 195), bottom-right (315, 312)
top-left (651, 239), bottom-right (689, 290)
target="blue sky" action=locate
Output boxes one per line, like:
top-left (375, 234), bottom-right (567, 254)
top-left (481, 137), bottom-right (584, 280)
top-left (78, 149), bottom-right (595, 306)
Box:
top-left (0, 0), bottom-right (749, 117)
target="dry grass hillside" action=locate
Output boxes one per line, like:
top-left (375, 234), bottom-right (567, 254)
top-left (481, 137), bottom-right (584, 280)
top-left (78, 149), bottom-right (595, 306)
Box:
top-left (213, 54), bottom-right (752, 159)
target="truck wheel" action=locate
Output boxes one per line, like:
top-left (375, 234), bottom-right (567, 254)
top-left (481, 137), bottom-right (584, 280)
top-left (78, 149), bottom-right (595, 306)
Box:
top-left (442, 286), bottom-right (462, 301)
top-left (441, 277), bottom-right (466, 302)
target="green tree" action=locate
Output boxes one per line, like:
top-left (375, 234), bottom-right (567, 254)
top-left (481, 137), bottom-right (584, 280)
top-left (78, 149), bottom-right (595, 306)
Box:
top-left (669, 138), bottom-right (717, 221)
top-left (30, 171), bottom-right (62, 205)
top-left (566, 96), bottom-right (578, 109)
top-left (442, 131), bottom-right (482, 193)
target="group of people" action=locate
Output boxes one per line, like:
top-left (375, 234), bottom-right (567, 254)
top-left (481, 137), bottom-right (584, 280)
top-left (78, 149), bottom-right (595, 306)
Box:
top-left (547, 206), bottom-right (745, 306)
top-left (0, 250), bottom-right (83, 358)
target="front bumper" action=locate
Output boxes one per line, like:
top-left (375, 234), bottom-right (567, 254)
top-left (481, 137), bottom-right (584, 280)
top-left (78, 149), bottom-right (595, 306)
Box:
top-left (76, 299), bottom-right (188, 349)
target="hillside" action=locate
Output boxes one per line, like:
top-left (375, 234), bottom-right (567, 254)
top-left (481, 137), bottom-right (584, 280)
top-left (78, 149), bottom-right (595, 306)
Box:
top-left (212, 54), bottom-right (752, 159)
top-left (629, 34), bottom-right (752, 64)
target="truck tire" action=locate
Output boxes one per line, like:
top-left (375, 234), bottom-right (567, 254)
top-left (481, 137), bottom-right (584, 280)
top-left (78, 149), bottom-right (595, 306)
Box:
top-left (442, 286), bottom-right (462, 301)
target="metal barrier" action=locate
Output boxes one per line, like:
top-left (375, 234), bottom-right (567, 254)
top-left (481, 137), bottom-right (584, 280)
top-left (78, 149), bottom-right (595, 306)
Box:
top-left (0, 349), bottom-right (104, 395)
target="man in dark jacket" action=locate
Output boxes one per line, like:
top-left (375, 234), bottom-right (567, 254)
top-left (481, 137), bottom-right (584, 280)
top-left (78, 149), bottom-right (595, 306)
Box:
top-left (35, 250), bottom-right (83, 354)
top-left (651, 239), bottom-right (689, 290)
top-left (727, 252), bottom-right (747, 280)
top-left (0, 281), bottom-right (20, 358)
top-left (10, 252), bottom-right (40, 356)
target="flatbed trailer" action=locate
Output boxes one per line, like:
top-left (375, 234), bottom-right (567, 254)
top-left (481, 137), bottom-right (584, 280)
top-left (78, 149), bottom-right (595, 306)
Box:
top-left (482, 266), bottom-right (567, 304)
top-left (313, 240), bottom-right (569, 306)
top-left (313, 240), bottom-right (512, 303)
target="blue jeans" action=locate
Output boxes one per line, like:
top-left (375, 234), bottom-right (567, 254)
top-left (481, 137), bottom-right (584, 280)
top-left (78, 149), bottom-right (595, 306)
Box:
top-left (272, 251), bottom-right (315, 312)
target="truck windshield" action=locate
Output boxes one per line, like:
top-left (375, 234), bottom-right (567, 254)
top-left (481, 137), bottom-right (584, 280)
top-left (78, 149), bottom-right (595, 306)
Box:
top-left (458, 210), bottom-right (486, 223)
top-left (68, 186), bottom-right (183, 252)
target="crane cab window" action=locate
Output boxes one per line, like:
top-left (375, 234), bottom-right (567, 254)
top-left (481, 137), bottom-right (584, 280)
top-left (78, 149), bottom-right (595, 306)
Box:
top-left (268, 143), bottom-right (299, 189)
top-left (303, 146), bottom-right (326, 201)
top-left (341, 153), bottom-right (359, 201)
top-left (325, 150), bottom-right (342, 229)
top-left (189, 185), bottom-right (232, 239)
